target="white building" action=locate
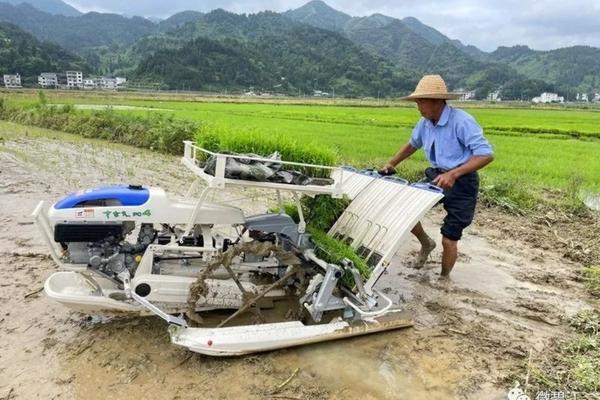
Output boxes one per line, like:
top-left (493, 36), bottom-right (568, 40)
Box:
top-left (576, 93), bottom-right (589, 102)
top-left (83, 78), bottom-right (97, 90)
top-left (66, 71), bottom-right (83, 89)
top-left (487, 90), bottom-right (501, 102)
top-left (532, 92), bottom-right (564, 103)
top-left (458, 89), bottom-right (476, 100)
top-left (313, 90), bottom-right (330, 97)
top-left (100, 77), bottom-right (117, 90)
top-left (593, 93), bottom-right (600, 103)
top-left (115, 77), bottom-right (127, 88)
top-left (3, 74), bottom-right (22, 88)
top-left (38, 72), bottom-right (58, 88)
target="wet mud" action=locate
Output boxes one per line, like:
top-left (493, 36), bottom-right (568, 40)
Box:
top-left (0, 128), bottom-right (595, 399)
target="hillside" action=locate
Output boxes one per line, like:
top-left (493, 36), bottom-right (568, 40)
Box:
top-left (283, 1), bottom-right (600, 95)
top-left (0, 22), bottom-right (88, 84)
top-left (343, 15), bottom-right (434, 70)
top-left (2, 0), bottom-right (80, 16)
top-left (282, 0), bottom-right (351, 32)
top-left (135, 11), bottom-right (418, 96)
top-left (400, 17), bottom-right (487, 60)
top-left (0, 0), bottom-right (597, 96)
top-left (284, 2), bottom-right (488, 67)
top-left (0, 2), bottom-right (157, 49)
top-left (488, 45), bottom-right (600, 94)
top-left (158, 11), bottom-right (204, 32)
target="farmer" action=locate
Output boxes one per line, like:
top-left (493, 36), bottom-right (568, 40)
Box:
top-left (382, 74), bottom-right (494, 277)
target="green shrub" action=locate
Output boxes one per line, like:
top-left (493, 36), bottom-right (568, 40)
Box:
top-left (0, 102), bottom-right (199, 155)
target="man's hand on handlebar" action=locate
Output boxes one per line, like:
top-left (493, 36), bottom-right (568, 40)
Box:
top-left (378, 163), bottom-right (396, 176)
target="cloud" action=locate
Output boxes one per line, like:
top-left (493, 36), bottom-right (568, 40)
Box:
top-left (64, 0), bottom-right (600, 51)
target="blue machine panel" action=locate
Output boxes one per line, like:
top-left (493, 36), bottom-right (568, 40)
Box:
top-left (54, 185), bottom-right (149, 209)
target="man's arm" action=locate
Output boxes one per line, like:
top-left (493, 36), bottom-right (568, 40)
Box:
top-left (433, 154), bottom-right (494, 189)
top-left (382, 143), bottom-right (418, 173)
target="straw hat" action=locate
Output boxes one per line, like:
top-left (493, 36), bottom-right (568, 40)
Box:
top-left (400, 74), bottom-right (461, 100)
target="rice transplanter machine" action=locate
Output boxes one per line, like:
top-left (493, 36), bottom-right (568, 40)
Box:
top-left (33, 141), bottom-right (443, 356)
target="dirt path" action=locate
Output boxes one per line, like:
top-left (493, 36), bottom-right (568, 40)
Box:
top-left (0, 123), bottom-right (595, 399)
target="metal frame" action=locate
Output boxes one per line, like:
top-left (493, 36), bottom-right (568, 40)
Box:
top-left (182, 141), bottom-right (345, 196)
top-left (328, 170), bottom-right (444, 295)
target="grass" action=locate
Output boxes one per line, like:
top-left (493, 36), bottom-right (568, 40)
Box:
top-left (583, 266), bottom-right (600, 297)
top-left (2, 91), bottom-right (600, 211)
top-left (529, 263), bottom-right (599, 397)
top-left (0, 96), bottom-right (200, 155)
top-left (530, 310), bottom-right (600, 395)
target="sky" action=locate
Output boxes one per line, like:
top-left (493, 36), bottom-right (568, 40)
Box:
top-left (63, 0), bottom-right (600, 52)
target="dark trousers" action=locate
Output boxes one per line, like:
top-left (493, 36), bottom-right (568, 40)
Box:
top-left (423, 167), bottom-right (479, 241)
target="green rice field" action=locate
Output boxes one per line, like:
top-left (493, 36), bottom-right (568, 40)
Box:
top-left (3, 90), bottom-right (600, 210)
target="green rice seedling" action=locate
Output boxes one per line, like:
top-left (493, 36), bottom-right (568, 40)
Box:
top-left (301, 195), bottom-right (350, 232)
top-left (270, 197), bottom-right (367, 286)
top-left (196, 122), bottom-right (338, 177)
top-left (307, 226), bottom-right (370, 286)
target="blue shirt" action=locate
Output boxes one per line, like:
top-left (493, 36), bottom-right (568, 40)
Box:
top-left (409, 105), bottom-right (493, 171)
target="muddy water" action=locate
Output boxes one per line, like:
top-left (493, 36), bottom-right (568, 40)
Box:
top-left (0, 126), bottom-right (594, 399)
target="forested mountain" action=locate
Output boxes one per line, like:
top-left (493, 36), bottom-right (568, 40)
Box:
top-left (282, 0), bottom-right (351, 32)
top-left (158, 11), bottom-right (204, 32)
top-left (0, 22), bottom-right (88, 84)
top-left (0, 0), bottom-right (597, 97)
top-left (0, 2), bottom-right (156, 49)
top-left (2, 0), bottom-right (80, 16)
top-left (284, 1), bottom-right (599, 96)
top-left (342, 15), bottom-right (435, 70)
top-left (284, 1), bottom-right (487, 65)
top-left (488, 45), bottom-right (600, 94)
top-left (400, 16), bottom-right (487, 60)
top-left (135, 11), bottom-right (418, 96)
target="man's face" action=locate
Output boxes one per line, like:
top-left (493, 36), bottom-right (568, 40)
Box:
top-left (415, 99), bottom-right (445, 120)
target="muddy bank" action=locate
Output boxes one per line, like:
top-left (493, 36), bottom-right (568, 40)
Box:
top-left (0, 123), bottom-right (595, 399)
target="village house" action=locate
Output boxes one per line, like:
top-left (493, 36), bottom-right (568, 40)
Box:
top-left (457, 88), bottom-right (476, 100)
top-left (100, 77), bottom-right (117, 90)
top-left (3, 73), bottom-right (22, 88)
top-left (532, 92), bottom-right (564, 103)
top-left (83, 78), bottom-right (97, 90)
top-left (115, 77), bottom-right (127, 88)
top-left (66, 71), bottom-right (83, 89)
top-left (487, 90), bottom-right (501, 101)
top-left (38, 73), bottom-right (58, 88)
